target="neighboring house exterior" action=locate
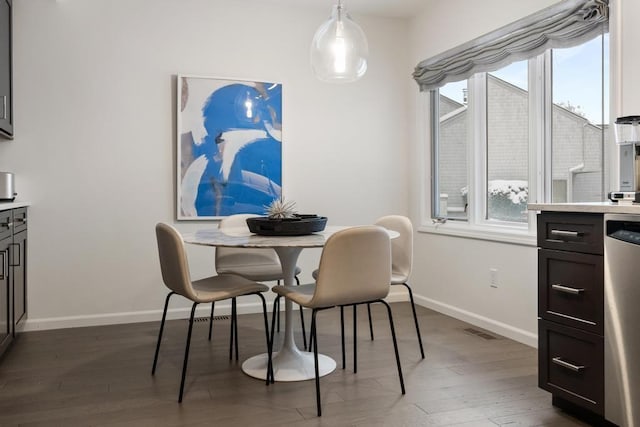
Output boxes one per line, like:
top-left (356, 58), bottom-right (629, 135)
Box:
top-left (439, 74), bottom-right (608, 220)
top-left (438, 98), bottom-right (468, 217)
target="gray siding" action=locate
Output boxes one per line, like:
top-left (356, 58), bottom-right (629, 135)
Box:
top-left (439, 102), bottom-right (468, 214)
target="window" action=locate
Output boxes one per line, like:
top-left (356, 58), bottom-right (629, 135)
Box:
top-left (486, 61), bottom-right (529, 223)
top-left (429, 33), bottom-right (609, 233)
top-left (551, 34), bottom-right (609, 203)
top-left (434, 81), bottom-right (468, 220)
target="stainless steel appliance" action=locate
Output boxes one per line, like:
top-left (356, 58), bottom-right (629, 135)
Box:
top-left (616, 116), bottom-right (640, 199)
top-left (604, 213), bottom-right (640, 427)
top-left (0, 171), bottom-right (15, 201)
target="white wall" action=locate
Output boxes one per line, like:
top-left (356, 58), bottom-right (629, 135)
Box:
top-left (0, 0), bottom-right (410, 329)
top-left (406, 0), bottom-right (561, 347)
top-left (616, 0), bottom-right (639, 116)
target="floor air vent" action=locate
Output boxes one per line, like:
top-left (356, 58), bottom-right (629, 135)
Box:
top-left (463, 327), bottom-right (497, 340)
top-left (191, 315), bottom-right (230, 322)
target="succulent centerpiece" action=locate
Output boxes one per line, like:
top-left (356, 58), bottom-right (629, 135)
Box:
top-left (265, 197), bottom-right (297, 219)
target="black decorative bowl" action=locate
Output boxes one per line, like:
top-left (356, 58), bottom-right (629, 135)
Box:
top-left (246, 215), bottom-right (328, 236)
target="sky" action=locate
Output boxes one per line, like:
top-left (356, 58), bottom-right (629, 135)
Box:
top-left (440, 34), bottom-right (609, 124)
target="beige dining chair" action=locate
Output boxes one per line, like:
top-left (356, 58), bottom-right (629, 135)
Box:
top-left (151, 223), bottom-right (270, 402)
top-left (310, 215), bottom-right (424, 363)
top-left (269, 226), bottom-right (405, 416)
top-left (367, 215), bottom-right (424, 358)
top-left (214, 214), bottom-right (307, 354)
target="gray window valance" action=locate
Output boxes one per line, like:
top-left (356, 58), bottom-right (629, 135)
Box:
top-left (413, 0), bottom-right (609, 92)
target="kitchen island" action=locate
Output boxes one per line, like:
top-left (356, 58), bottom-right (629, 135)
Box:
top-left (0, 201), bottom-right (28, 359)
top-left (529, 202), bottom-right (639, 427)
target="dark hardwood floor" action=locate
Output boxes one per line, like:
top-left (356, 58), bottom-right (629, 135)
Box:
top-left (0, 303), bottom-right (588, 426)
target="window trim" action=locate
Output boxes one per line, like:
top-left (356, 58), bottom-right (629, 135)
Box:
top-left (417, 218), bottom-right (537, 247)
top-left (430, 90), bottom-right (440, 219)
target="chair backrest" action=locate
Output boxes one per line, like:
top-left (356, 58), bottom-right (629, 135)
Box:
top-left (311, 226), bottom-right (391, 307)
top-left (375, 215), bottom-right (413, 281)
top-left (215, 214), bottom-right (282, 270)
top-left (155, 223), bottom-right (197, 300)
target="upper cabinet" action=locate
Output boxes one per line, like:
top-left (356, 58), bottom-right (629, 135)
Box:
top-left (0, 0), bottom-right (13, 139)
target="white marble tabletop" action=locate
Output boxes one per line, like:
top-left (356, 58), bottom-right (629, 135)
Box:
top-left (182, 225), bottom-right (348, 248)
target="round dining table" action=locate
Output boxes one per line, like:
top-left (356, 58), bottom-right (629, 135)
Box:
top-left (182, 225), bottom-right (348, 382)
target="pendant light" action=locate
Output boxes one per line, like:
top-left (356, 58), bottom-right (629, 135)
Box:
top-left (310, 0), bottom-right (368, 83)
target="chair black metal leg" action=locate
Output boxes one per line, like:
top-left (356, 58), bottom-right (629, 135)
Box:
top-left (353, 304), bottom-right (357, 374)
top-left (276, 280), bottom-right (281, 332)
top-left (379, 300), bottom-right (405, 395)
top-left (402, 282), bottom-right (425, 359)
top-left (257, 293), bottom-right (271, 386)
top-left (152, 291), bottom-right (174, 375)
top-left (340, 305), bottom-right (345, 369)
top-left (268, 295), bottom-right (280, 384)
top-left (229, 297), bottom-right (236, 360)
top-left (299, 305), bottom-right (307, 350)
top-left (296, 276), bottom-right (307, 350)
top-left (308, 320), bottom-right (313, 352)
top-left (233, 298), bottom-right (239, 361)
top-left (178, 302), bottom-right (199, 403)
top-left (367, 303), bottom-right (374, 341)
top-left (208, 301), bottom-right (215, 341)
top-left (311, 309), bottom-right (322, 417)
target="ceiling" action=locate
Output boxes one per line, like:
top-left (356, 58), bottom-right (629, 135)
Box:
top-left (261, 0), bottom-right (428, 19)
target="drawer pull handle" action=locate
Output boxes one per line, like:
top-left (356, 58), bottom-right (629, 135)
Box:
top-left (551, 284), bottom-right (585, 295)
top-left (15, 217), bottom-right (26, 224)
top-left (0, 221), bottom-right (13, 229)
top-left (552, 357), bottom-right (585, 372)
top-left (9, 243), bottom-right (20, 267)
top-left (550, 229), bottom-right (583, 238)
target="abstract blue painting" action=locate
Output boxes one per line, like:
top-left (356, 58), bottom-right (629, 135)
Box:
top-left (177, 75), bottom-right (282, 219)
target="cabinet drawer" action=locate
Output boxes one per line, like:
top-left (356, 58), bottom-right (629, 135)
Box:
top-left (0, 210), bottom-right (11, 241)
top-left (538, 249), bottom-right (603, 334)
top-left (539, 319), bottom-right (604, 415)
top-left (537, 213), bottom-right (603, 255)
top-left (12, 208), bottom-right (26, 234)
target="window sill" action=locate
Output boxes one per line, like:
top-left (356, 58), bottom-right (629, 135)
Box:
top-left (417, 220), bottom-right (537, 246)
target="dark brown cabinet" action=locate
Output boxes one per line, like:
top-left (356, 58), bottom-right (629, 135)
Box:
top-left (12, 208), bottom-right (26, 326)
top-left (0, 207), bottom-right (27, 359)
top-left (0, 0), bottom-right (13, 138)
top-left (0, 220), bottom-right (10, 355)
top-left (537, 212), bottom-right (605, 419)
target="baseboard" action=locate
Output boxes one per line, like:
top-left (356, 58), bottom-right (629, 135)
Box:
top-left (414, 294), bottom-right (538, 348)
top-left (21, 289), bottom-right (410, 332)
top-left (21, 300), bottom-right (266, 332)
top-left (20, 290), bottom-right (538, 349)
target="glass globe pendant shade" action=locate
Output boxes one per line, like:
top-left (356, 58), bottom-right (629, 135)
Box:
top-left (310, 1), bottom-right (368, 83)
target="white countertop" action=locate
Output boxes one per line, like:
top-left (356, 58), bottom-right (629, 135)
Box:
top-left (0, 201), bottom-right (30, 210)
top-left (528, 201), bottom-right (640, 214)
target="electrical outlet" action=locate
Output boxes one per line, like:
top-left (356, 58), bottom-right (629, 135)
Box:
top-left (490, 268), bottom-right (498, 288)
